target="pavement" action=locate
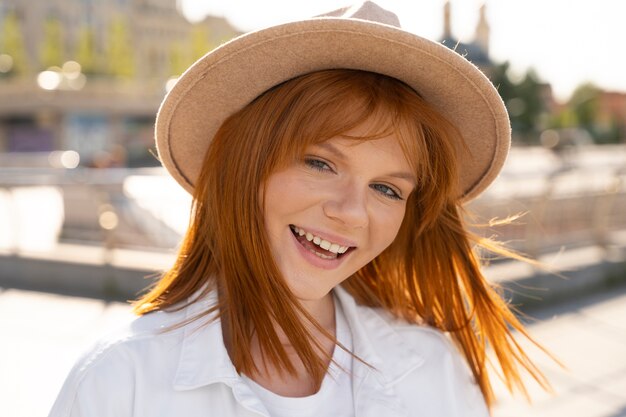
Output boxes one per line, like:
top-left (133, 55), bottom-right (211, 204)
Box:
top-left (490, 285), bottom-right (626, 417)
top-left (0, 288), bottom-right (134, 417)
top-left (2, 285), bottom-right (626, 417)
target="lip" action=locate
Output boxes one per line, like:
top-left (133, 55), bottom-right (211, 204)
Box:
top-left (291, 225), bottom-right (358, 248)
top-left (289, 227), bottom-right (353, 270)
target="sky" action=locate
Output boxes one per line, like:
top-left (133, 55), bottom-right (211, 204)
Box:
top-left (179, 0), bottom-right (626, 103)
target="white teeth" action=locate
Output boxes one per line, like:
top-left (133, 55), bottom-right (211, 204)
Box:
top-left (291, 225), bottom-right (353, 255)
top-left (313, 251), bottom-right (334, 260)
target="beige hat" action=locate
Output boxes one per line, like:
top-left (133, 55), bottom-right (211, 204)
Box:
top-left (155, 1), bottom-right (510, 202)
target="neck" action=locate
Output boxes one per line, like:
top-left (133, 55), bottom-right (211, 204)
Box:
top-left (246, 292), bottom-right (338, 396)
top-left (297, 292), bottom-right (336, 333)
top-left (270, 292), bottom-right (336, 350)
top-left (221, 290), bottom-right (338, 355)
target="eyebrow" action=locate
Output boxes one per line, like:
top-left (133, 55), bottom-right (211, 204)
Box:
top-left (316, 141), bottom-right (347, 161)
top-left (313, 142), bottom-right (417, 186)
top-left (387, 171), bottom-right (418, 185)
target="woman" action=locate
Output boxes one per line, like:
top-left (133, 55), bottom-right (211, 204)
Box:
top-left (50, 3), bottom-right (550, 416)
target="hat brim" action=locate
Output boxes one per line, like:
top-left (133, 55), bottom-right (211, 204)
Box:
top-left (156, 18), bottom-right (510, 202)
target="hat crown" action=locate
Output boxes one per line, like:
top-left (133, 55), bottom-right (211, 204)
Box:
top-left (157, 0), bottom-right (510, 201)
top-left (319, 1), bottom-right (401, 27)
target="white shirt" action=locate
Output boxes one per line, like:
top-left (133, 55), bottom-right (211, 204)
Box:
top-left (49, 287), bottom-right (489, 417)
top-left (241, 297), bottom-right (354, 417)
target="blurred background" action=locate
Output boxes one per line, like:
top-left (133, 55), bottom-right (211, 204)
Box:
top-left (0, 1), bottom-right (625, 416)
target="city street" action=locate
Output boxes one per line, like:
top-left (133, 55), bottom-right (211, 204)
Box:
top-left (1, 285), bottom-right (626, 417)
top-left (2, 0), bottom-right (626, 415)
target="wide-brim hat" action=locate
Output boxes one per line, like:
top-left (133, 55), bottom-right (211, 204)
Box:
top-left (155, 1), bottom-right (510, 202)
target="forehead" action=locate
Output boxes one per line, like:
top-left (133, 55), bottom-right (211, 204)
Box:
top-left (333, 114), bottom-right (418, 170)
top-left (283, 93), bottom-right (422, 177)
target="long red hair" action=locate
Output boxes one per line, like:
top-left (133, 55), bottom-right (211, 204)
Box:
top-left (134, 69), bottom-right (550, 407)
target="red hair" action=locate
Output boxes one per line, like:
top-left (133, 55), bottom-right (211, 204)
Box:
top-left (134, 69), bottom-right (550, 407)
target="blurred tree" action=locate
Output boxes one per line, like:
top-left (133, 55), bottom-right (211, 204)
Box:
top-left (512, 70), bottom-right (544, 141)
top-left (594, 117), bottom-right (621, 144)
top-left (75, 26), bottom-right (98, 75)
top-left (546, 83), bottom-right (619, 144)
top-left (40, 15), bottom-right (65, 69)
top-left (169, 42), bottom-right (188, 76)
top-left (106, 17), bottom-right (135, 79)
top-left (0, 11), bottom-right (30, 76)
top-left (490, 62), bottom-right (545, 144)
top-left (191, 25), bottom-right (214, 62)
top-left (551, 107), bottom-right (578, 128)
top-left (491, 62), bottom-right (516, 104)
top-left (568, 83), bottom-right (600, 130)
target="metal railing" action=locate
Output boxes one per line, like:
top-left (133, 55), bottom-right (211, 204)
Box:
top-left (1, 146), bottom-right (625, 259)
top-left (468, 164), bottom-right (626, 257)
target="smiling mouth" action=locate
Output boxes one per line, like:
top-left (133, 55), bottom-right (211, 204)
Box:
top-left (289, 225), bottom-right (355, 260)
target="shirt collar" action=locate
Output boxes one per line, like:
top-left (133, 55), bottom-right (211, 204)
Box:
top-left (333, 286), bottom-right (425, 387)
top-left (173, 291), bottom-right (240, 390)
top-left (172, 286), bottom-right (425, 390)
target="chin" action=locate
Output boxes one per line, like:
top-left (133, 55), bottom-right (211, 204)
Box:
top-left (283, 274), bottom-right (338, 302)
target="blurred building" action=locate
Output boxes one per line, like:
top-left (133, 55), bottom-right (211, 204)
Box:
top-left (438, 1), bottom-right (561, 143)
top-left (0, 0), bottom-right (240, 166)
top-left (597, 91), bottom-right (626, 140)
top-left (439, 1), bottom-right (493, 75)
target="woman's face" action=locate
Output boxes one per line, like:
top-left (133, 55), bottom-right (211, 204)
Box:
top-left (262, 120), bottom-right (416, 304)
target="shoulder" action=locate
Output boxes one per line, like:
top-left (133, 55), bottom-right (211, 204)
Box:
top-left (336, 287), bottom-right (467, 363)
top-left (369, 306), bottom-right (472, 374)
top-left (49, 307), bottom-right (189, 417)
top-left (355, 302), bottom-right (456, 352)
top-left (357, 306), bottom-right (489, 416)
top-left (384, 312), bottom-right (461, 360)
top-left (336, 288), bottom-right (473, 367)
top-left (82, 306), bottom-right (189, 366)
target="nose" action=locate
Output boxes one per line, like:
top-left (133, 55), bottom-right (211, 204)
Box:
top-left (322, 180), bottom-right (369, 229)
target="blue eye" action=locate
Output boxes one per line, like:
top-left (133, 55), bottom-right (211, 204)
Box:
top-left (305, 158), bottom-right (333, 173)
top-left (370, 183), bottom-right (402, 200)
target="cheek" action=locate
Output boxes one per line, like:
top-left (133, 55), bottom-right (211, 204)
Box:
top-left (373, 205), bottom-right (407, 249)
top-left (262, 171), bottom-right (296, 213)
